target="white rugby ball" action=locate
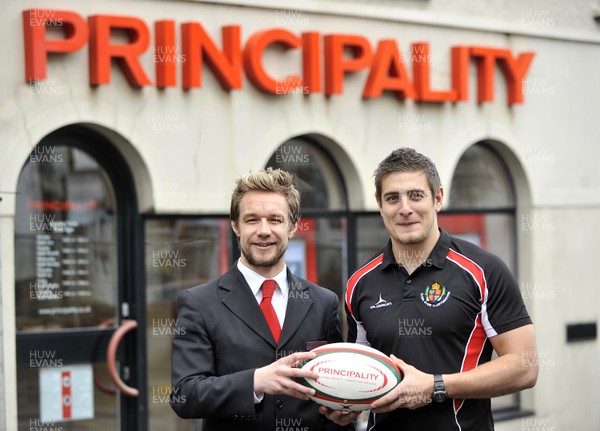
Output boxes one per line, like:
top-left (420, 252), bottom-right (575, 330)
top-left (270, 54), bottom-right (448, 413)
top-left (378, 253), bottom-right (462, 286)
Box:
top-left (298, 342), bottom-right (402, 411)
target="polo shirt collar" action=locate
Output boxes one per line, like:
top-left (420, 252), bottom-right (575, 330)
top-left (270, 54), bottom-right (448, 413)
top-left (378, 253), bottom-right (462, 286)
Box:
top-left (381, 241), bottom-right (398, 270)
top-left (380, 228), bottom-right (451, 270)
top-left (428, 229), bottom-right (452, 268)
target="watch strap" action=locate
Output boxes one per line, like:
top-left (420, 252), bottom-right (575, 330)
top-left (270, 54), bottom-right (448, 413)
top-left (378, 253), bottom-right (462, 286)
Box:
top-left (432, 374), bottom-right (447, 402)
top-left (433, 374), bottom-right (444, 390)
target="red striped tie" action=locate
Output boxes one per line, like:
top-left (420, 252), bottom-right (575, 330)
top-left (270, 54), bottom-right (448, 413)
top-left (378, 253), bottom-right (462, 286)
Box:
top-left (260, 280), bottom-right (281, 343)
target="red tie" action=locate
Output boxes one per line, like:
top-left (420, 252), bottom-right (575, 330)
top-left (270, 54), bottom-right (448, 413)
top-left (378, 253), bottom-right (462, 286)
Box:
top-left (260, 280), bottom-right (281, 343)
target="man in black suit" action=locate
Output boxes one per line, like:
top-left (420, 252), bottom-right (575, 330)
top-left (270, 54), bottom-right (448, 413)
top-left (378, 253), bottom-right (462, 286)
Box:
top-left (171, 168), bottom-right (348, 431)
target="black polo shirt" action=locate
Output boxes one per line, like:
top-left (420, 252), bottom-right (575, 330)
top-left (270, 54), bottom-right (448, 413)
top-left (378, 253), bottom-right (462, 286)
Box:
top-left (345, 229), bottom-right (531, 431)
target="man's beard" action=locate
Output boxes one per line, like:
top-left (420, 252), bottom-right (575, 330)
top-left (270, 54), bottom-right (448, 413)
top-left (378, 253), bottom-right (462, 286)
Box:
top-left (396, 231), bottom-right (428, 245)
top-left (242, 244), bottom-right (287, 268)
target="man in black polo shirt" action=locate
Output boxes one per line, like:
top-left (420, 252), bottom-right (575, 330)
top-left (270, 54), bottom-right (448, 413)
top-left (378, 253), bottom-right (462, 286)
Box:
top-left (323, 148), bottom-right (538, 430)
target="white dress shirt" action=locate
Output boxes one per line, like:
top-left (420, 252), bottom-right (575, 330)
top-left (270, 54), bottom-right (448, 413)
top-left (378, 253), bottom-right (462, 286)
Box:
top-left (236, 259), bottom-right (288, 326)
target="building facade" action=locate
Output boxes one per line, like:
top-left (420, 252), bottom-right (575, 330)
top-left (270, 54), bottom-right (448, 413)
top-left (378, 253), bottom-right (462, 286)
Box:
top-left (1, 0), bottom-right (599, 429)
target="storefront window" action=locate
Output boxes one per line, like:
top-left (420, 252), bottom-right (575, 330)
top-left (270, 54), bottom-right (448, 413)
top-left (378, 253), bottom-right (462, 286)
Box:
top-left (266, 137), bottom-right (347, 211)
top-left (355, 215), bottom-right (388, 265)
top-left (14, 139), bottom-right (127, 430)
top-left (145, 217), bottom-right (231, 431)
top-left (449, 143), bottom-right (515, 209)
top-left (14, 145), bottom-right (118, 331)
top-left (292, 216), bottom-right (347, 296)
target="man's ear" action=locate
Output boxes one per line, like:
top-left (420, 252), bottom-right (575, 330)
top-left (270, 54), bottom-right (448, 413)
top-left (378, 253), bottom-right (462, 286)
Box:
top-left (289, 220), bottom-right (299, 239)
top-left (231, 220), bottom-right (240, 237)
top-left (375, 192), bottom-right (384, 216)
top-left (434, 186), bottom-right (444, 213)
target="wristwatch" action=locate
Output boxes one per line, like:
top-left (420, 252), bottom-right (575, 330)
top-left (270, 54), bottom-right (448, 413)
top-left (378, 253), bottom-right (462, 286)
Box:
top-left (432, 374), bottom-right (447, 403)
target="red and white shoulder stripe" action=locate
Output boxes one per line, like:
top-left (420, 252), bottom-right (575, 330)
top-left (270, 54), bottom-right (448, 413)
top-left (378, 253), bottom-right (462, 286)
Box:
top-left (446, 248), bottom-right (487, 303)
top-left (345, 253), bottom-right (384, 317)
top-left (446, 247), bottom-right (496, 337)
top-left (446, 248), bottom-right (495, 419)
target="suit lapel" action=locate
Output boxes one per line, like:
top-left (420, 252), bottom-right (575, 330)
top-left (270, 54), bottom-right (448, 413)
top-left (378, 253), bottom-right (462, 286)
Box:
top-left (279, 270), bottom-right (314, 347)
top-left (219, 267), bottom-right (277, 347)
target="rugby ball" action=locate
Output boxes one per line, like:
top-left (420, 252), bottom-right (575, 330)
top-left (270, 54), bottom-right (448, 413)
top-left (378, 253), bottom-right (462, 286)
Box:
top-left (298, 342), bottom-right (402, 411)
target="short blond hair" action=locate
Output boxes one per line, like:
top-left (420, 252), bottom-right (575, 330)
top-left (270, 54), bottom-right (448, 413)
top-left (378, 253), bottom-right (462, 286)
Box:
top-left (230, 168), bottom-right (301, 225)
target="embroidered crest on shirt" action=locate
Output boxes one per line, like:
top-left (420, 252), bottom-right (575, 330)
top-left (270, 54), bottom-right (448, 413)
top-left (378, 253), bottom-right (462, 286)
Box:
top-left (369, 293), bottom-right (393, 309)
top-left (420, 282), bottom-right (451, 307)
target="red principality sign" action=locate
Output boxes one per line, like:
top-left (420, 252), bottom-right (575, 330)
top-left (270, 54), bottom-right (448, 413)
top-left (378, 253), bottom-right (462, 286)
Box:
top-left (23, 9), bottom-right (534, 104)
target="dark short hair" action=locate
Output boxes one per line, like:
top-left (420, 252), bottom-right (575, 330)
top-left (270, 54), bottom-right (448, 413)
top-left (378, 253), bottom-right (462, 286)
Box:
top-left (374, 147), bottom-right (441, 202)
top-left (230, 167), bottom-right (301, 225)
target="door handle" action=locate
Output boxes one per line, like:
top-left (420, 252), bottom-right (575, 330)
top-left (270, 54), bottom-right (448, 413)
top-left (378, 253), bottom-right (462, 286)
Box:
top-left (94, 319), bottom-right (117, 395)
top-left (106, 319), bottom-right (139, 397)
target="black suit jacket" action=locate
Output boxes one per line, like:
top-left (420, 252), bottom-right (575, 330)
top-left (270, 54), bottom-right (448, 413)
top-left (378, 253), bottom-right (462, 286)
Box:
top-left (171, 265), bottom-right (347, 431)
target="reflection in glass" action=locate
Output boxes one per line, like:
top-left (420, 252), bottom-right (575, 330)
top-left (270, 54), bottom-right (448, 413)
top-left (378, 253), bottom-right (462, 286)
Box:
top-left (292, 217), bottom-right (346, 306)
top-left (145, 218), bottom-right (231, 431)
top-left (14, 145), bottom-right (118, 331)
top-left (266, 138), bottom-right (346, 211)
top-left (449, 144), bottom-right (515, 209)
top-left (16, 362), bottom-right (117, 431)
top-left (356, 216), bottom-right (389, 268)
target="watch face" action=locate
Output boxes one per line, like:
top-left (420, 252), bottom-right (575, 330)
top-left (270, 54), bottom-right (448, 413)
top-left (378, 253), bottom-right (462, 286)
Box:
top-left (433, 391), bottom-right (446, 402)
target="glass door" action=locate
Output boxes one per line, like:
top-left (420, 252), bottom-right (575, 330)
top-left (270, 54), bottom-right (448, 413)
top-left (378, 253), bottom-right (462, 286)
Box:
top-left (14, 128), bottom-right (144, 430)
